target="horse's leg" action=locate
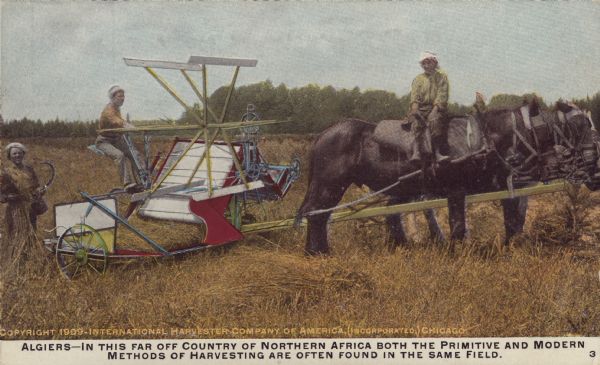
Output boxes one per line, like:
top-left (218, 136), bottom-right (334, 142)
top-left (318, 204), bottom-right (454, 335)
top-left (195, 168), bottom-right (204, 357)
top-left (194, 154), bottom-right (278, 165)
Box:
top-left (516, 197), bottom-right (529, 230)
top-left (447, 190), bottom-right (467, 242)
top-left (300, 184), bottom-right (349, 255)
top-left (386, 213), bottom-right (408, 248)
top-left (385, 213), bottom-right (408, 250)
top-left (385, 197), bottom-right (408, 249)
top-left (305, 214), bottom-right (331, 256)
top-left (424, 208), bottom-right (446, 242)
top-left (501, 196), bottom-right (529, 244)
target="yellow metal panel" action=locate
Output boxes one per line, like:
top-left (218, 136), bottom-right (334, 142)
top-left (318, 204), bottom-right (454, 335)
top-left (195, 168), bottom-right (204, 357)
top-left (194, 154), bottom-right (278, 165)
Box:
top-left (98, 229), bottom-right (115, 253)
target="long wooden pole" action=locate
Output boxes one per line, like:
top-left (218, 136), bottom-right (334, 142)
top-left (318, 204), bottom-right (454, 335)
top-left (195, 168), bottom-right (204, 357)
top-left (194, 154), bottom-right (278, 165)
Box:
top-left (150, 129), bottom-right (205, 193)
top-left (98, 119), bottom-right (284, 134)
top-left (144, 67), bottom-right (204, 126)
top-left (180, 69), bottom-right (220, 123)
top-left (217, 66), bottom-right (249, 187)
top-left (201, 65), bottom-right (213, 196)
top-left (240, 181), bottom-right (567, 234)
top-left (142, 66), bottom-right (208, 193)
top-left (185, 66), bottom-right (244, 187)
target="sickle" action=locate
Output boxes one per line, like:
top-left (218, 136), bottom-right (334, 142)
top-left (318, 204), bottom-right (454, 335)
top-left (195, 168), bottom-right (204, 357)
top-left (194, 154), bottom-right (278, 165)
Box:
top-left (40, 160), bottom-right (56, 189)
top-left (0, 161), bottom-right (56, 202)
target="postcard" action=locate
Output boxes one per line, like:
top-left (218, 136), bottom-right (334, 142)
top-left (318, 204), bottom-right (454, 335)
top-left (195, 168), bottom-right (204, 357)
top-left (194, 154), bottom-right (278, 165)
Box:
top-left (0, 1), bottom-right (599, 364)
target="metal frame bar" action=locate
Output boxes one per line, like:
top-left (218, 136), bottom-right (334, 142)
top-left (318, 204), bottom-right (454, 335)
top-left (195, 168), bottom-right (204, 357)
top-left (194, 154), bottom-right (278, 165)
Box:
top-left (46, 237), bottom-right (218, 259)
top-left (81, 192), bottom-right (169, 254)
top-left (122, 134), bottom-right (150, 188)
top-left (188, 56), bottom-right (257, 67)
top-left (124, 58), bottom-right (203, 71)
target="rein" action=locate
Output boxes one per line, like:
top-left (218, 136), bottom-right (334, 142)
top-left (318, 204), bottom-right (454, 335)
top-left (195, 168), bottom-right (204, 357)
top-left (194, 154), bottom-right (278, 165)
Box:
top-left (301, 108), bottom-right (596, 218)
top-left (302, 147), bottom-right (488, 217)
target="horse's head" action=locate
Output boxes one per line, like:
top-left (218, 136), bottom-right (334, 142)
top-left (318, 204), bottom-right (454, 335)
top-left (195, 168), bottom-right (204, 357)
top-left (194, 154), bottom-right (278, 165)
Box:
top-left (547, 100), bottom-right (600, 189)
top-left (555, 100), bottom-right (594, 130)
top-left (480, 98), bottom-right (599, 188)
top-left (565, 103), bottom-right (600, 190)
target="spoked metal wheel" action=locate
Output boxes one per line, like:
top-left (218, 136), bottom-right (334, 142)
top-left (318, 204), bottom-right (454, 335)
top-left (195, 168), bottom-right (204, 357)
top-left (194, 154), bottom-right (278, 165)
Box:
top-left (55, 224), bottom-right (108, 279)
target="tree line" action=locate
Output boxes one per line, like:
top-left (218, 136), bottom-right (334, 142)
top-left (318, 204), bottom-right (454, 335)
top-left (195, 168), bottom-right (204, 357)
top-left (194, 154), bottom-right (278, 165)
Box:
top-left (1, 81), bottom-right (599, 138)
top-left (0, 118), bottom-right (98, 139)
top-left (181, 80), bottom-right (473, 134)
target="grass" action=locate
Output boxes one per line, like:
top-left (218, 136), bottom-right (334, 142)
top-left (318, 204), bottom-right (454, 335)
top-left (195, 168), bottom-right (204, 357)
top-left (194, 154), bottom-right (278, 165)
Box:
top-left (0, 136), bottom-right (599, 339)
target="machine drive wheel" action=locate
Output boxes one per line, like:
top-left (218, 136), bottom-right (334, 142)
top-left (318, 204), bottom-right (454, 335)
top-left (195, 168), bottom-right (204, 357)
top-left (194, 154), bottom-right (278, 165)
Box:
top-left (55, 224), bottom-right (108, 279)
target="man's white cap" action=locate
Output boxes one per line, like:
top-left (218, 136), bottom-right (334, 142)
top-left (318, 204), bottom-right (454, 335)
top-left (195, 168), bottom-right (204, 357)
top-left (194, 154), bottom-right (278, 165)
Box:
top-left (108, 84), bottom-right (124, 99)
top-left (419, 51), bottom-right (438, 63)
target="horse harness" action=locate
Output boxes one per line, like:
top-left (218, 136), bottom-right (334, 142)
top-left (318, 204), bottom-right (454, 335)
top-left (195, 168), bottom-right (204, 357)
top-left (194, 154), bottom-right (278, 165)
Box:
top-left (499, 106), bottom-right (596, 187)
top-left (301, 111), bottom-right (596, 218)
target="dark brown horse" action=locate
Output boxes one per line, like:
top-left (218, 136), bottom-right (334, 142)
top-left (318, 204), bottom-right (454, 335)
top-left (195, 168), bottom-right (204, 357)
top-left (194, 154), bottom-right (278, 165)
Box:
top-left (297, 100), bottom-right (599, 255)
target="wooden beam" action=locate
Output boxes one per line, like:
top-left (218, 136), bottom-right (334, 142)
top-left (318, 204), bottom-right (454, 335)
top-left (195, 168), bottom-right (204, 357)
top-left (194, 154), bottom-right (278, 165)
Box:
top-left (130, 180), bottom-right (205, 202)
top-left (201, 65), bottom-right (212, 196)
top-left (240, 182), bottom-right (567, 234)
top-left (211, 119), bottom-right (291, 130)
top-left (150, 129), bottom-right (205, 193)
top-left (191, 181), bottom-right (265, 201)
top-left (144, 67), bottom-right (204, 126)
top-left (180, 70), bottom-right (220, 123)
top-left (98, 119), bottom-right (289, 134)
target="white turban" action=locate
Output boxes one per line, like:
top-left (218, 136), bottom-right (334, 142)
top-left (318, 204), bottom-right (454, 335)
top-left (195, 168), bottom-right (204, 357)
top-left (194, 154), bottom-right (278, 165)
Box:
top-left (419, 51), bottom-right (438, 63)
top-left (5, 142), bottom-right (27, 157)
top-left (108, 84), bottom-right (124, 99)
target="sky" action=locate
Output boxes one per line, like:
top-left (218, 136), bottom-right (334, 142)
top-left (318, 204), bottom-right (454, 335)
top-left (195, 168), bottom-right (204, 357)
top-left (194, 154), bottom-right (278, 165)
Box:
top-left (1, 1), bottom-right (599, 121)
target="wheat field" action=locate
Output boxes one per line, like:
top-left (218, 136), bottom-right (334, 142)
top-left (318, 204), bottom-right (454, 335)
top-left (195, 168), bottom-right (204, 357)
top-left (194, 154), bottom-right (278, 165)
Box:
top-left (0, 136), bottom-right (599, 340)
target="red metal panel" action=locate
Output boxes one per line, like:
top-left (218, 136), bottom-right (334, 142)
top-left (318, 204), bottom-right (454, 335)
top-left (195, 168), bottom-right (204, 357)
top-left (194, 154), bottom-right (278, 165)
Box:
top-left (148, 137), bottom-right (247, 245)
top-left (188, 195), bottom-right (243, 245)
top-left (186, 140), bottom-right (245, 245)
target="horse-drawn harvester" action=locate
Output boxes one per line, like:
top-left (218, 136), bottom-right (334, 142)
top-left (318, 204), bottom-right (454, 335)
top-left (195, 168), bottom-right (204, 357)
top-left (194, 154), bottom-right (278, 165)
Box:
top-left (44, 56), bottom-right (300, 279)
top-left (43, 55), bottom-right (600, 278)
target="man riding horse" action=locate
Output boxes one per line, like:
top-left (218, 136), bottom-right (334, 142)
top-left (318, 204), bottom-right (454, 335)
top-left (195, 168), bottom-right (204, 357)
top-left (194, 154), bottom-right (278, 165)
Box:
top-left (409, 51), bottom-right (450, 164)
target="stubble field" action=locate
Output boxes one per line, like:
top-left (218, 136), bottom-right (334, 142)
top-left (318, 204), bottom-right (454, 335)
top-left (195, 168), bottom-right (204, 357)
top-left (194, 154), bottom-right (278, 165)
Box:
top-left (0, 136), bottom-right (599, 339)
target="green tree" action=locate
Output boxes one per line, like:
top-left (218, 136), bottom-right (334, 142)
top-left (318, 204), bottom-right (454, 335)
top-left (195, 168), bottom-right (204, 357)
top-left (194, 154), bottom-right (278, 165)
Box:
top-left (488, 93), bottom-right (547, 109)
top-left (288, 83), bottom-right (323, 133)
top-left (178, 103), bottom-right (204, 125)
